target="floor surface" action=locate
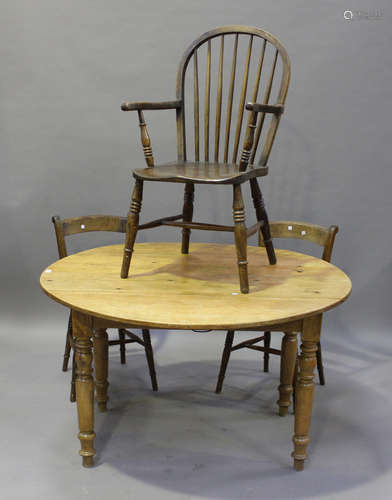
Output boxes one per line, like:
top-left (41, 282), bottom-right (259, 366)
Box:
top-left (1, 317), bottom-right (391, 500)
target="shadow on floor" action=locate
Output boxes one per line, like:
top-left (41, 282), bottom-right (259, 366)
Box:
top-left (91, 351), bottom-right (392, 500)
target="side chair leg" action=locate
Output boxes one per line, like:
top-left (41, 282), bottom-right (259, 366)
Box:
top-left (316, 341), bottom-right (325, 386)
top-left (118, 329), bottom-right (126, 364)
top-left (181, 183), bottom-right (194, 254)
top-left (63, 312), bottom-right (72, 371)
top-left (250, 178), bottom-right (276, 265)
top-left (121, 179), bottom-right (143, 279)
top-left (292, 355), bottom-right (299, 414)
top-left (263, 331), bottom-right (271, 372)
top-left (233, 184), bottom-right (249, 293)
top-left (142, 329), bottom-right (158, 391)
top-left (70, 350), bottom-right (76, 402)
top-left (93, 328), bottom-right (109, 412)
top-left (216, 330), bottom-right (235, 394)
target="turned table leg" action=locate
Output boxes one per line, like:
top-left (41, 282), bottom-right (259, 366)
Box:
top-left (72, 310), bottom-right (96, 467)
top-left (292, 315), bottom-right (322, 471)
top-left (277, 332), bottom-right (298, 416)
top-left (93, 328), bottom-right (109, 412)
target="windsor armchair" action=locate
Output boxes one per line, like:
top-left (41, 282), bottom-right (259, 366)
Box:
top-left (120, 26), bottom-right (291, 293)
top-left (52, 215), bottom-right (158, 402)
top-left (215, 221), bottom-right (339, 396)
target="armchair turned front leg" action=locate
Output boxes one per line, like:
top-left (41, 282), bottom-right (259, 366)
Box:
top-left (233, 184), bottom-right (249, 293)
top-left (121, 179), bottom-right (143, 278)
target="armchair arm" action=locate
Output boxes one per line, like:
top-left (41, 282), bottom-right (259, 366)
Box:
top-left (239, 102), bottom-right (285, 171)
top-left (245, 102), bottom-right (284, 115)
top-left (121, 100), bottom-right (182, 168)
top-left (121, 100), bottom-right (182, 111)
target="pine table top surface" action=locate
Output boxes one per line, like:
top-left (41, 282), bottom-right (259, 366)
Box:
top-left (40, 243), bottom-right (351, 330)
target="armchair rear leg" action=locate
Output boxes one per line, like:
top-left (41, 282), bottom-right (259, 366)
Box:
top-left (121, 179), bottom-right (143, 278)
top-left (250, 178), bottom-right (276, 265)
top-left (233, 184), bottom-right (249, 294)
top-left (181, 183), bottom-right (194, 254)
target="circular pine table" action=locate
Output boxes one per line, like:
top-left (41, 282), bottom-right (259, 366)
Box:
top-left (40, 242), bottom-right (351, 470)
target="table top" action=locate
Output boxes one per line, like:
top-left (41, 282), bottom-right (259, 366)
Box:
top-left (40, 243), bottom-right (351, 330)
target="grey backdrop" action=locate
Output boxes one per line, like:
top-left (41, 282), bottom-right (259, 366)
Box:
top-left (1, 1), bottom-right (392, 499)
top-left (1, 0), bottom-right (391, 332)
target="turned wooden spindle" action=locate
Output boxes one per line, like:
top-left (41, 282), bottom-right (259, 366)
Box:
top-left (239, 109), bottom-right (258, 171)
top-left (73, 311), bottom-right (96, 468)
top-left (278, 332), bottom-right (298, 416)
top-left (232, 184), bottom-right (249, 293)
top-left (137, 110), bottom-right (154, 167)
top-left (232, 36), bottom-right (253, 163)
top-left (93, 328), bottom-right (109, 412)
top-left (292, 315), bottom-right (321, 471)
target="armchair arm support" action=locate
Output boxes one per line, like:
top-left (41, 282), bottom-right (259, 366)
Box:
top-left (136, 110), bottom-right (154, 167)
top-left (121, 100), bottom-right (182, 111)
top-left (121, 100), bottom-right (182, 167)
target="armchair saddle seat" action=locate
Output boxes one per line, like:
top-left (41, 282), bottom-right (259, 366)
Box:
top-left (133, 161), bottom-right (269, 184)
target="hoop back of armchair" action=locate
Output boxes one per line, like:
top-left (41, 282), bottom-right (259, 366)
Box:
top-left (175, 26), bottom-right (291, 166)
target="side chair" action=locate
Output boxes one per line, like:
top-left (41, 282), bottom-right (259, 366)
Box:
top-left (120, 26), bottom-right (291, 293)
top-left (215, 221), bottom-right (339, 400)
top-left (52, 215), bottom-right (158, 402)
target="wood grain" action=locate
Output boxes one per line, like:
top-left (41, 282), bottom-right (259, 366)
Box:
top-left (41, 243), bottom-right (351, 330)
top-left (133, 161), bottom-right (268, 184)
